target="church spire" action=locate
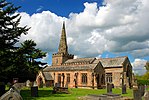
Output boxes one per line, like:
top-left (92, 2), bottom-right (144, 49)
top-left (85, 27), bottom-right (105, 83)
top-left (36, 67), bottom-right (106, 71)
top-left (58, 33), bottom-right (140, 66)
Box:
top-left (58, 21), bottom-right (68, 54)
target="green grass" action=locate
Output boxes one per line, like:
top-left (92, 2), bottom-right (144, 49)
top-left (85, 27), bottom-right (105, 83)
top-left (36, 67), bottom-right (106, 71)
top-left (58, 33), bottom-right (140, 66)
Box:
top-left (21, 87), bottom-right (133, 100)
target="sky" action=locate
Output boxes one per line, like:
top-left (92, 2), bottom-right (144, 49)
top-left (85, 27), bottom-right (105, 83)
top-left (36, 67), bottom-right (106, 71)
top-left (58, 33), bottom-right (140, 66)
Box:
top-left (6, 0), bottom-right (149, 75)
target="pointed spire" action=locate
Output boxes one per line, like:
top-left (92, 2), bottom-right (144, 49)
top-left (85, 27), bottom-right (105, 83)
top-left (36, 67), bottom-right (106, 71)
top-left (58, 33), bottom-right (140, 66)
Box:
top-left (58, 21), bottom-right (68, 54)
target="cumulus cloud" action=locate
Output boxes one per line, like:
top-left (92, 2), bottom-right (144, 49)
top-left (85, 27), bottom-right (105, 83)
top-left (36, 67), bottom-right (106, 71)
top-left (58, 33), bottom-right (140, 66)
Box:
top-left (42, 53), bottom-right (49, 62)
top-left (18, 0), bottom-right (149, 60)
top-left (132, 59), bottom-right (147, 75)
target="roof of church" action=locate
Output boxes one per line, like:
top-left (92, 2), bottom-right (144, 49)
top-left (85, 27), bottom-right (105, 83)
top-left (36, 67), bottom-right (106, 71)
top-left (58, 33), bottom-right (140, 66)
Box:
top-left (98, 56), bottom-right (127, 68)
top-left (43, 59), bottom-right (102, 71)
top-left (43, 56), bottom-right (129, 71)
top-left (64, 58), bottom-right (96, 64)
top-left (42, 72), bottom-right (53, 80)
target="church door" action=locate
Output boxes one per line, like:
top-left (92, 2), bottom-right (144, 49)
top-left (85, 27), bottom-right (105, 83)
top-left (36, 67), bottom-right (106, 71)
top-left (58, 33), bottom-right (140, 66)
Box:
top-left (96, 74), bottom-right (101, 89)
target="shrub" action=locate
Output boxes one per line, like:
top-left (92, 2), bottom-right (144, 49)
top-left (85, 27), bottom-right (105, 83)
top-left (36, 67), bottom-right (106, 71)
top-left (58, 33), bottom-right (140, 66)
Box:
top-left (137, 80), bottom-right (149, 85)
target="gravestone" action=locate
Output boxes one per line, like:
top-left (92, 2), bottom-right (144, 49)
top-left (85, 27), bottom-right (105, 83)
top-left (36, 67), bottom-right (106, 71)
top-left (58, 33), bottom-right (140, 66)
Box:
top-left (138, 85), bottom-right (145, 96)
top-left (65, 83), bottom-right (68, 88)
top-left (26, 80), bottom-right (30, 87)
top-left (30, 81), bottom-right (38, 97)
top-left (133, 89), bottom-right (141, 100)
top-left (144, 91), bottom-right (149, 100)
top-left (122, 84), bottom-right (127, 94)
top-left (133, 85), bottom-right (142, 100)
top-left (31, 86), bottom-right (38, 97)
top-left (0, 83), bottom-right (24, 100)
top-left (0, 88), bottom-right (23, 100)
top-left (107, 83), bottom-right (112, 93)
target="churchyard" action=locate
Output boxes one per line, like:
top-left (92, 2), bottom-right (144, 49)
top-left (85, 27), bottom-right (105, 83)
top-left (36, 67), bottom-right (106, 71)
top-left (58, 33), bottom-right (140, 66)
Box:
top-left (20, 87), bottom-right (133, 100)
top-left (1, 81), bottom-right (149, 100)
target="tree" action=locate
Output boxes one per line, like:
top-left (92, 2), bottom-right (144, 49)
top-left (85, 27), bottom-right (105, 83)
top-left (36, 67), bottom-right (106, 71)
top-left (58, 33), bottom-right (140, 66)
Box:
top-left (0, 0), bottom-right (46, 83)
top-left (15, 40), bottom-right (46, 81)
top-left (145, 61), bottom-right (149, 72)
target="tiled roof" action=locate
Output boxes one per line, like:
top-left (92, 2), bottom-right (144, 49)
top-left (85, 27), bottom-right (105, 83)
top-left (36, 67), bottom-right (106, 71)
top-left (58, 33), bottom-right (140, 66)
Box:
top-left (99, 56), bottom-right (127, 68)
top-left (43, 64), bottom-right (97, 71)
top-left (43, 56), bottom-right (128, 71)
top-left (43, 59), bottom-right (102, 72)
top-left (42, 72), bottom-right (53, 80)
top-left (64, 57), bottom-right (96, 64)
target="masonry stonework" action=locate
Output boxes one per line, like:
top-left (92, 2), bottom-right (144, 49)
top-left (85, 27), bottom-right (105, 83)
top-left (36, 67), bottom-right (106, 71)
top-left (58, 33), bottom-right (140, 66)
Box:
top-left (36, 22), bottom-right (133, 89)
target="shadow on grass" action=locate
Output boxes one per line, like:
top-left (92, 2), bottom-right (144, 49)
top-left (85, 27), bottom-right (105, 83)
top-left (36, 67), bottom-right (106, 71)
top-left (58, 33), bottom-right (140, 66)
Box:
top-left (21, 89), bottom-right (68, 100)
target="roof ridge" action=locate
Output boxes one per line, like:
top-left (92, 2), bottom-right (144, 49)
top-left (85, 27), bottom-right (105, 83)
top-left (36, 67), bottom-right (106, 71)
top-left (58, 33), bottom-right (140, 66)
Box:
top-left (98, 56), bottom-right (127, 60)
top-left (70, 57), bottom-right (95, 60)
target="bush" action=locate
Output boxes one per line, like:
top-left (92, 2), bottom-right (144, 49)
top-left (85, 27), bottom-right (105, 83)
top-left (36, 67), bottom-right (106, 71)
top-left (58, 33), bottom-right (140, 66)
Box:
top-left (137, 80), bottom-right (149, 85)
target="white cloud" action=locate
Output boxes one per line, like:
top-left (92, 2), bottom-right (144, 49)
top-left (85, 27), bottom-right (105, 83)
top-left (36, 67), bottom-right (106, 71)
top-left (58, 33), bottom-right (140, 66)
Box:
top-left (132, 59), bottom-right (147, 75)
top-left (42, 53), bottom-right (49, 62)
top-left (18, 0), bottom-right (149, 60)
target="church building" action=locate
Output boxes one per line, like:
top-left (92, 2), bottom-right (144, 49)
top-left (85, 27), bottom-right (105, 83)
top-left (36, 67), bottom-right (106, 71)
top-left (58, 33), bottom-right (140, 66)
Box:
top-left (36, 22), bottom-right (133, 89)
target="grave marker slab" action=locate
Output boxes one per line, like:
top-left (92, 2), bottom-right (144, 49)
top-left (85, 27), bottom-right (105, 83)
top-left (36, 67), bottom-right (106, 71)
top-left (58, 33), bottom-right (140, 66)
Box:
top-left (122, 84), bottom-right (127, 94)
top-left (144, 91), bottom-right (149, 100)
top-left (107, 83), bottom-right (112, 93)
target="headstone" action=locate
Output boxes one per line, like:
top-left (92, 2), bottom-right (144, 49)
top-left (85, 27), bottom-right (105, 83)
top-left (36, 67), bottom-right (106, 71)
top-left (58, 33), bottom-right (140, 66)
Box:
top-left (133, 89), bottom-right (141, 100)
top-left (122, 84), bottom-right (127, 94)
top-left (12, 83), bottom-right (25, 93)
top-left (0, 84), bottom-right (23, 100)
top-left (65, 83), bottom-right (68, 88)
top-left (138, 85), bottom-right (145, 96)
top-left (33, 81), bottom-right (38, 87)
top-left (143, 91), bottom-right (149, 100)
top-left (133, 85), bottom-right (142, 100)
top-left (31, 86), bottom-right (38, 97)
top-left (107, 83), bottom-right (112, 93)
top-left (26, 80), bottom-right (30, 87)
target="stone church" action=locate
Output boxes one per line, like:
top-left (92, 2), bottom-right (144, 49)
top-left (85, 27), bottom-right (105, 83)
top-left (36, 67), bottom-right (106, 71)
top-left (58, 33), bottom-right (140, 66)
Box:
top-left (36, 22), bottom-right (133, 89)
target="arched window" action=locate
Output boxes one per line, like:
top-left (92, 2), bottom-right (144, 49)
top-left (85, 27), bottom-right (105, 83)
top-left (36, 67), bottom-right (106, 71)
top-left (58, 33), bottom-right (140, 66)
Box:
top-left (81, 73), bottom-right (87, 84)
top-left (58, 74), bottom-right (61, 83)
top-left (66, 73), bottom-right (70, 83)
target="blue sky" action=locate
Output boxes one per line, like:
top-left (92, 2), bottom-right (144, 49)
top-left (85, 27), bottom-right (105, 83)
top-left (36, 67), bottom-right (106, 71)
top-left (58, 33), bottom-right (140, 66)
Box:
top-left (6, 0), bottom-right (149, 75)
top-left (7, 0), bottom-right (103, 17)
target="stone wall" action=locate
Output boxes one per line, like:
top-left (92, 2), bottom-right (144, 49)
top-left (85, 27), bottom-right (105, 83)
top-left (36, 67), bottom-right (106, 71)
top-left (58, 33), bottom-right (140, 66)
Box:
top-left (54, 71), bottom-right (93, 88)
top-left (105, 67), bottom-right (123, 87)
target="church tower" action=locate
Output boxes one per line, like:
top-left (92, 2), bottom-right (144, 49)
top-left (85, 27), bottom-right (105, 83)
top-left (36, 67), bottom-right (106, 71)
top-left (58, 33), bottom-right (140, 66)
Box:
top-left (52, 22), bottom-right (74, 66)
top-left (58, 22), bottom-right (68, 54)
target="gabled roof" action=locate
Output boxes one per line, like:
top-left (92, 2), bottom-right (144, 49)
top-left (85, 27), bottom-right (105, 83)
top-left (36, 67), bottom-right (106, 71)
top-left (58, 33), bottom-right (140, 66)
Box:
top-left (43, 59), bottom-right (102, 71)
top-left (99, 56), bottom-right (127, 68)
top-left (42, 72), bottom-right (53, 80)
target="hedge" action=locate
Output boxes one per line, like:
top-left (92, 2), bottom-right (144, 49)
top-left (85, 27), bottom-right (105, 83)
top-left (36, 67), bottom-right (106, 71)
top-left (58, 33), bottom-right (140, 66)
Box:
top-left (137, 80), bottom-right (149, 85)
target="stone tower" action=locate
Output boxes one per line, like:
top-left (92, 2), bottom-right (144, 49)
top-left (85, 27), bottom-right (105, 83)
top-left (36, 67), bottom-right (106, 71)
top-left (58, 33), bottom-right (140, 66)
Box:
top-left (52, 22), bottom-right (74, 66)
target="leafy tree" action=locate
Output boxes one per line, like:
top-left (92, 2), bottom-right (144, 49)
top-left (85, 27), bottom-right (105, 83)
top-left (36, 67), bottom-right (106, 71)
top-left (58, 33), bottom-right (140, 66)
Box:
top-left (142, 72), bottom-right (149, 80)
top-left (0, 0), bottom-right (46, 83)
top-left (15, 40), bottom-right (46, 81)
top-left (145, 61), bottom-right (149, 72)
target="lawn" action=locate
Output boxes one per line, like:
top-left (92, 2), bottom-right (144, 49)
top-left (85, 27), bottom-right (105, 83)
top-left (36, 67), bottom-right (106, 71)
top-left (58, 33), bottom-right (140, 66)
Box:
top-left (21, 87), bottom-right (133, 100)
